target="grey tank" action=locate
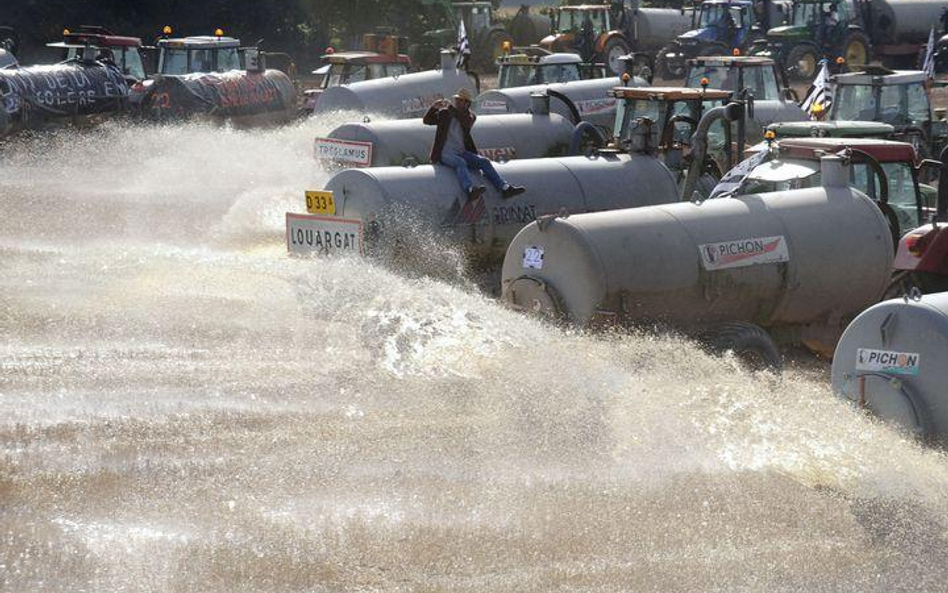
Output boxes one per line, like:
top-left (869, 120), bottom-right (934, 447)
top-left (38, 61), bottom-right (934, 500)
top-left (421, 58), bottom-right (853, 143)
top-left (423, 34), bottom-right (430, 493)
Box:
top-left (313, 52), bottom-right (477, 119)
top-left (867, 0), bottom-right (948, 45)
top-left (831, 292), bottom-right (948, 443)
top-left (324, 152), bottom-right (680, 263)
top-left (474, 77), bottom-right (645, 129)
top-left (631, 8), bottom-right (694, 48)
top-left (501, 157), bottom-right (893, 355)
top-left (323, 112), bottom-right (574, 167)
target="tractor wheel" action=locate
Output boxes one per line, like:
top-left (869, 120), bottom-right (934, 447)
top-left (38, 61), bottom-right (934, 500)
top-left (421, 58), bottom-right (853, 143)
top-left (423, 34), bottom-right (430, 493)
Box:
top-left (840, 31), bottom-right (871, 70)
top-left (785, 43), bottom-right (820, 81)
top-left (476, 30), bottom-right (514, 73)
top-left (699, 321), bottom-right (783, 372)
top-left (656, 42), bottom-right (687, 80)
top-left (603, 36), bottom-right (631, 77)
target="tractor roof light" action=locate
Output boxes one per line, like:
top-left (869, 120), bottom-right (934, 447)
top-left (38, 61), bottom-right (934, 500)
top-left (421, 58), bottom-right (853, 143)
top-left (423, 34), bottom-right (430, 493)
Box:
top-left (502, 40), bottom-right (512, 53)
top-left (325, 46), bottom-right (335, 54)
top-left (621, 72), bottom-right (631, 85)
top-left (700, 77), bottom-right (709, 90)
top-left (732, 48), bottom-right (741, 56)
top-left (835, 56), bottom-right (845, 65)
top-left (63, 28), bottom-right (71, 36)
top-left (163, 25), bottom-right (173, 35)
top-left (215, 28), bottom-right (224, 38)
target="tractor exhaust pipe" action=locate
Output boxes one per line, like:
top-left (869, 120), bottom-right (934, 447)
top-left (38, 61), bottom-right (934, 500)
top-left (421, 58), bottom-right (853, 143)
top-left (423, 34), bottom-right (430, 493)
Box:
top-left (680, 101), bottom-right (744, 201)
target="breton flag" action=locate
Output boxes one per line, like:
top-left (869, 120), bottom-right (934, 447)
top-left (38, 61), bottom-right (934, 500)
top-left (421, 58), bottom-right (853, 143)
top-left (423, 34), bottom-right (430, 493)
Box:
top-left (801, 59), bottom-right (832, 119)
top-left (923, 26), bottom-right (936, 80)
top-left (456, 20), bottom-right (471, 70)
top-left (709, 148), bottom-right (770, 198)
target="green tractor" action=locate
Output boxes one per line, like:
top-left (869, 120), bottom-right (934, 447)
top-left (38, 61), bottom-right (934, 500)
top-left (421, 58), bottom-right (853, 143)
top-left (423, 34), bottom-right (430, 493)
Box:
top-left (409, 0), bottom-right (514, 72)
top-left (751, 0), bottom-right (870, 80)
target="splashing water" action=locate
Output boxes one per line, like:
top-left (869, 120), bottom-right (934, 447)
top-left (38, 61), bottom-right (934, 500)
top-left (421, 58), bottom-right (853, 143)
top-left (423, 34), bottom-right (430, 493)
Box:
top-left (2, 117), bottom-right (948, 593)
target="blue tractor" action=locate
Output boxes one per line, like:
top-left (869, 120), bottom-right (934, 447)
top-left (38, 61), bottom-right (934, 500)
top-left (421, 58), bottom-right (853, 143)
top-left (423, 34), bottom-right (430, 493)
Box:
top-left (656, 0), bottom-right (766, 79)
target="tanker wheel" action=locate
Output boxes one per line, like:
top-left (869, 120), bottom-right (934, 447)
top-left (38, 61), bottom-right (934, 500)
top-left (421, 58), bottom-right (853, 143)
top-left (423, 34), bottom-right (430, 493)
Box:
top-left (656, 42), bottom-right (687, 80)
top-left (841, 31), bottom-right (870, 71)
top-left (479, 30), bottom-right (514, 73)
top-left (603, 36), bottom-right (632, 77)
top-left (786, 43), bottom-right (820, 81)
top-left (699, 321), bottom-right (783, 373)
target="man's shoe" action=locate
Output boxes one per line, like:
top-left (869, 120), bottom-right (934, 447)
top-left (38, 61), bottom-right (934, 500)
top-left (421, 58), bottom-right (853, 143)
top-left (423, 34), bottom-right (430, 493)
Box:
top-left (501, 185), bottom-right (526, 199)
top-left (467, 185), bottom-right (486, 201)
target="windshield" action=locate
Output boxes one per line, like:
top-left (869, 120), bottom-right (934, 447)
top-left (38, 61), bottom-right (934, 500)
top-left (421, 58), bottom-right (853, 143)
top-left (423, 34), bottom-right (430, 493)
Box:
top-left (499, 64), bottom-right (537, 88)
top-left (327, 64), bottom-right (366, 87)
top-left (556, 9), bottom-right (609, 33)
top-left (218, 48), bottom-right (240, 71)
top-left (790, 2), bottom-right (821, 26)
top-left (159, 48), bottom-right (189, 74)
top-left (741, 65), bottom-right (780, 100)
top-left (833, 83), bottom-right (930, 126)
top-left (66, 47), bottom-right (146, 79)
top-left (686, 65), bottom-right (737, 92)
top-left (460, 4), bottom-right (492, 30)
top-left (698, 4), bottom-right (742, 28)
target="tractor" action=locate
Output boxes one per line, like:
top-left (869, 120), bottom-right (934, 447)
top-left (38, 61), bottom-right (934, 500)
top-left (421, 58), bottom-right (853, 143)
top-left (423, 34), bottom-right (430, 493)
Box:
top-left (656, 0), bottom-right (766, 79)
top-left (47, 26), bottom-right (148, 81)
top-left (496, 50), bottom-right (608, 88)
top-left (409, 1), bottom-right (513, 72)
top-left (750, 0), bottom-right (870, 80)
top-left (828, 66), bottom-right (948, 161)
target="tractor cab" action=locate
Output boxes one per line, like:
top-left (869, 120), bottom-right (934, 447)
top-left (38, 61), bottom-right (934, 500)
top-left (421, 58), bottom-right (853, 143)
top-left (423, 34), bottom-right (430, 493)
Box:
top-left (301, 49), bottom-right (412, 114)
top-left (685, 55), bottom-right (805, 139)
top-left (752, 0), bottom-right (869, 80)
top-left (156, 34), bottom-right (243, 75)
top-left (611, 86), bottom-right (737, 195)
top-left (540, 4), bottom-right (631, 75)
top-left (412, 1), bottom-right (512, 72)
top-left (497, 51), bottom-right (605, 88)
top-left (47, 26), bottom-right (147, 80)
top-left (656, 0), bottom-right (758, 78)
top-left (830, 67), bottom-right (948, 159)
top-left (737, 137), bottom-right (939, 236)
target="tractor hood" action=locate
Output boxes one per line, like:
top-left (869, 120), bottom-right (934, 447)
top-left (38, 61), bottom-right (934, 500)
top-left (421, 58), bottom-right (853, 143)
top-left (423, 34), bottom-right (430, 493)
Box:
top-left (767, 25), bottom-right (806, 40)
top-left (678, 28), bottom-right (714, 43)
top-left (539, 33), bottom-right (572, 52)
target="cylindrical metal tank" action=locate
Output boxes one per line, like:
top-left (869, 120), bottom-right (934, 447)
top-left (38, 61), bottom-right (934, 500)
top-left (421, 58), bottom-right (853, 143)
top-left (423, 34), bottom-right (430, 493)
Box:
top-left (632, 8), bottom-right (695, 48)
top-left (313, 52), bottom-right (477, 119)
top-left (501, 157), bottom-right (893, 354)
top-left (831, 292), bottom-right (948, 442)
top-left (0, 61), bottom-right (129, 136)
top-left (320, 111), bottom-right (575, 167)
top-left (474, 77), bottom-right (643, 129)
top-left (137, 69), bottom-right (296, 126)
top-left (321, 151), bottom-right (680, 264)
top-left (867, 0), bottom-right (948, 45)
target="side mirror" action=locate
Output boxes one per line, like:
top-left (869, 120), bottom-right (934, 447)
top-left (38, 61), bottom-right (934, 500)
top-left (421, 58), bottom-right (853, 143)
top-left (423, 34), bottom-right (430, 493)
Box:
top-left (244, 47), bottom-right (264, 72)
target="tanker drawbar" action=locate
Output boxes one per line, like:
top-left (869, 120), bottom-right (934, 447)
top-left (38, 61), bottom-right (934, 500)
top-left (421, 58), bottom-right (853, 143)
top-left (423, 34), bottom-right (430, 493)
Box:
top-left (0, 60), bottom-right (129, 136)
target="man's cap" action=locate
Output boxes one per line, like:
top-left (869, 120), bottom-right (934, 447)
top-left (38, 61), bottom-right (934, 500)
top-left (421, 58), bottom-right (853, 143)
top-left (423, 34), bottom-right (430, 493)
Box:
top-left (453, 88), bottom-right (474, 102)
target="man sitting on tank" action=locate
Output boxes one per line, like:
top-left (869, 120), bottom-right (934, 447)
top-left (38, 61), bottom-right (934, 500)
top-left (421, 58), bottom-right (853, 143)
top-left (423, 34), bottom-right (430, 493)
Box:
top-left (424, 88), bottom-right (526, 201)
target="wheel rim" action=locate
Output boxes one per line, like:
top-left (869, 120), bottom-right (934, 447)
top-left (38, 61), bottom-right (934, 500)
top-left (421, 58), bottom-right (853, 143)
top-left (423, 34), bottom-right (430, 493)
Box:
top-left (797, 52), bottom-right (817, 78)
top-left (845, 41), bottom-right (867, 67)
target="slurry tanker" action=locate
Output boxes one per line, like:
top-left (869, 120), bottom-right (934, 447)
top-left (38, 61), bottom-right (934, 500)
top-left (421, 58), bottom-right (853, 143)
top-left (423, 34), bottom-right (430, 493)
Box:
top-left (314, 94), bottom-right (575, 168)
top-left (312, 51), bottom-right (478, 119)
top-left (286, 95), bottom-right (746, 283)
top-left (473, 75), bottom-right (645, 130)
top-left (832, 291), bottom-right (948, 443)
top-left (0, 51), bottom-right (129, 137)
top-left (130, 33), bottom-right (297, 126)
top-left (501, 155), bottom-right (895, 368)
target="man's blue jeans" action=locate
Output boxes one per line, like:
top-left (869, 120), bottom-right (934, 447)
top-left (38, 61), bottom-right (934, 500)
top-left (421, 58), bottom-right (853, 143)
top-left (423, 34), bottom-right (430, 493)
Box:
top-left (439, 151), bottom-right (506, 193)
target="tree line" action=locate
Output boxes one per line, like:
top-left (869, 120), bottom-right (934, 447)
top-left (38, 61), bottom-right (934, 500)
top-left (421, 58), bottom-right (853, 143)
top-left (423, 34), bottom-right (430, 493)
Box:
top-left (4, 0), bottom-right (469, 68)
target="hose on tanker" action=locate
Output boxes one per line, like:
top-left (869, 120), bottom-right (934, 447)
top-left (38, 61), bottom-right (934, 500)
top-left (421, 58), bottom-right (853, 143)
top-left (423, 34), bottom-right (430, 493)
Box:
top-left (569, 121), bottom-right (609, 156)
top-left (939, 144), bottom-right (948, 221)
top-left (545, 89), bottom-right (582, 125)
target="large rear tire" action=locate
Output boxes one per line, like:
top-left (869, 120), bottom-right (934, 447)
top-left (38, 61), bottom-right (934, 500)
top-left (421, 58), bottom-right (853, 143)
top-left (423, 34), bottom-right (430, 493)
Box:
top-left (603, 36), bottom-right (632, 76)
top-left (840, 31), bottom-right (871, 71)
top-left (656, 42), bottom-right (687, 80)
top-left (785, 43), bottom-right (820, 81)
top-left (699, 321), bottom-right (783, 372)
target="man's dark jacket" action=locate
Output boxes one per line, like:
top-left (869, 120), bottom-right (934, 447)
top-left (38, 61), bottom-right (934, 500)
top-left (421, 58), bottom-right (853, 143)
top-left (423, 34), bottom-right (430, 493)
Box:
top-left (423, 103), bottom-right (477, 163)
